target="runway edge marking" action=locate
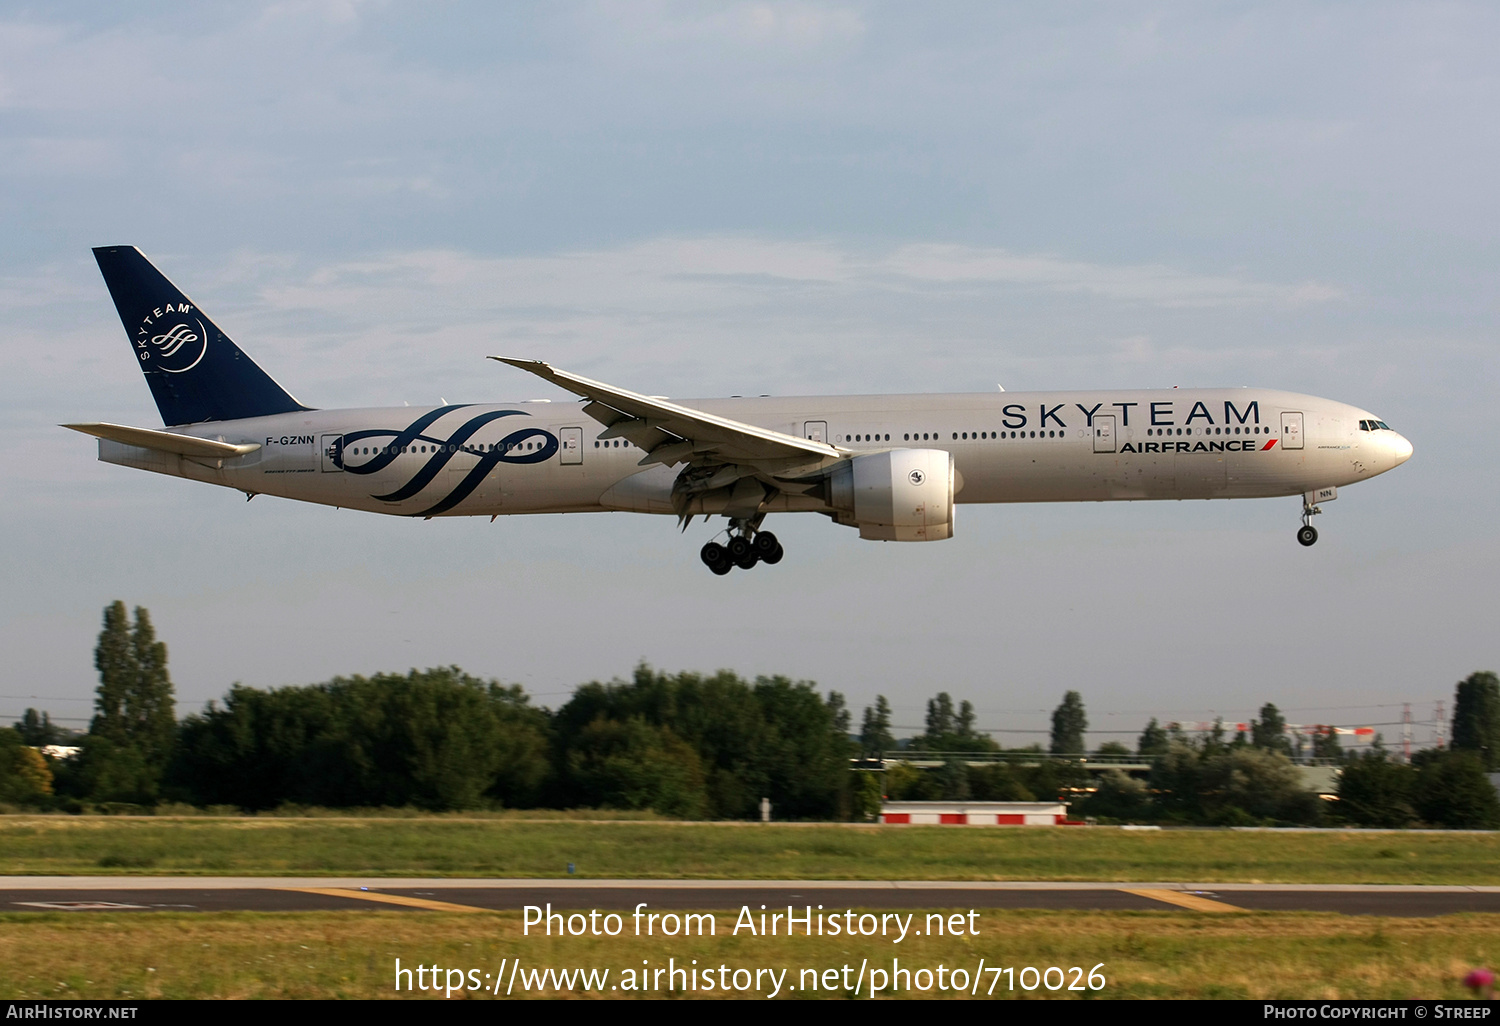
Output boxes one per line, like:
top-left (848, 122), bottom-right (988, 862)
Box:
top-left (1118, 888), bottom-right (1247, 913)
top-left (282, 887), bottom-right (488, 913)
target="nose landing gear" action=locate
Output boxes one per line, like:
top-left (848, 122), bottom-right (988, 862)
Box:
top-left (1297, 500), bottom-right (1321, 547)
top-left (700, 519), bottom-right (783, 574)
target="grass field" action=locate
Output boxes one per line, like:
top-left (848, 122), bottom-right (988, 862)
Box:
top-left (1, 816), bottom-right (1497, 883)
top-left (1, 908), bottom-right (1495, 1000)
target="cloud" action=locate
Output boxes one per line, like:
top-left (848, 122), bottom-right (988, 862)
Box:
top-left (581, 1), bottom-right (866, 53)
top-left (257, 236), bottom-right (1342, 323)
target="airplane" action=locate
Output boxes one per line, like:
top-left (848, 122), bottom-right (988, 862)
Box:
top-left (67, 246), bottom-right (1413, 575)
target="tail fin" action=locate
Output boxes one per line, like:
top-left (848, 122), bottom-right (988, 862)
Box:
top-left (92, 246), bottom-right (310, 426)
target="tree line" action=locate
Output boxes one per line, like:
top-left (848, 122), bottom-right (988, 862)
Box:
top-left (0, 602), bottom-right (1497, 828)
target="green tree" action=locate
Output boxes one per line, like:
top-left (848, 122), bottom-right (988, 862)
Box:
top-left (1451, 671), bottom-right (1500, 771)
top-left (936, 758), bottom-right (971, 800)
top-left (91, 600), bottom-right (134, 746)
top-left (1198, 748), bottom-right (1322, 825)
top-left (1310, 725), bottom-right (1343, 761)
top-left (64, 736), bottom-right (154, 805)
top-left (552, 665), bottom-right (851, 819)
top-left (1147, 742), bottom-right (1205, 821)
top-left (966, 763), bottom-right (1034, 801)
top-left (1137, 718), bottom-right (1168, 756)
top-left (566, 717), bottom-right (707, 818)
top-left (1336, 749), bottom-right (1417, 827)
top-left (882, 761), bottom-right (939, 800)
top-left (1413, 749), bottom-right (1500, 829)
top-left (1202, 717), bottom-right (1228, 757)
top-left (910, 693), bottom-right (995, 752)
top-left (128, 607), bottom-right (175, 773)
top-left (1078, 769), bottom-right (1150, 821)
top-left (1250, 703), bottom-right (1291, 755)
top-left (850, 770), bottom-right (883, 820)
top-left (1095, 741), bottom-right (1131, 757)
top-left (13, 709), bottom-right (62, 747)
top-left (956, 700), bottom-right (978, 740)
top-left (827, 692), bottom-right (851, 738)
top-left (1148, 741), bottom-right (1319, 825)
top-left (0, 728), bottom-right (53, 805)
top-left (81, 602), bottom-right (177, 802)
top-left (171, 668), bottom-right (552, 810)
top-left (1049, 691), bottom-right (1087, 755)
top-left (860, 696), bottom-right (895, 757)
top-left (925, 693), bottom-right (955, 742)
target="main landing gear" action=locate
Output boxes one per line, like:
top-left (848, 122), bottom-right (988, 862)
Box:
top-left (1297, 500), bottom-right (1321, 547)
top-left (700, 520), bottom-right (783, 575)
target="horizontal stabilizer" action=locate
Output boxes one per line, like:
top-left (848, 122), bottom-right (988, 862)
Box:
top-left (62, 422), bottom-right (261, 459)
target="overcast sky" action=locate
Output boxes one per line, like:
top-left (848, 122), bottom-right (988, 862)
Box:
top-left (2, 2), bottom-right (1495, 747)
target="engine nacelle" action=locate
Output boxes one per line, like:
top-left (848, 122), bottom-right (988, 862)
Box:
top-left (828, 448), bottom-right (955, 541)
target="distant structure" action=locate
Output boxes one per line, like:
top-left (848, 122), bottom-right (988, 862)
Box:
top-left (880, 801), bottom-right (1075, 826)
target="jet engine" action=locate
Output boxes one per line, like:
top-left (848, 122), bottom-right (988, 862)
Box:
top-left (827, 448), bottom-right (955, 541)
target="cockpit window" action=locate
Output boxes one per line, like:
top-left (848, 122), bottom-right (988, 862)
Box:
top-left (1376, 420), bottom-right (1390, 430)
top-left (1359, 419), bottom-right (1393, 431)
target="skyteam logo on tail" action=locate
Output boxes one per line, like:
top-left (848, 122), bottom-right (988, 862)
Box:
top-left (134, 304), bottom-right (207, 374)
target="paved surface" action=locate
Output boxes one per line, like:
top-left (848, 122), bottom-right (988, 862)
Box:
top-left (1, 878), bottom-right (1498, 916)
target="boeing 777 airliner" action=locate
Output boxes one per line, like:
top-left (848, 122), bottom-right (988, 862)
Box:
top-left (68, 247), bottom-right (1413, 574)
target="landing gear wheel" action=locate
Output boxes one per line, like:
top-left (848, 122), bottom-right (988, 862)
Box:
top-left (1297, 525), bottom-right (1318, 547)
top-left (752, 531), bottom-right (782, 565)
top-left (701, 541), bottom-right (732, 575)
top-left (726, 535), bottom-right (752, 562)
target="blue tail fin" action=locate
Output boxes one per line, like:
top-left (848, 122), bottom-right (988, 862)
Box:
top-left (93, 246), bottom-right (310, 426)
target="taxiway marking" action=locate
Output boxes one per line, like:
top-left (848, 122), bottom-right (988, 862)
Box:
top-left (282, 887), bottom-right (487, 913)
top-left (1119, 888), bottom-right (1246, 913)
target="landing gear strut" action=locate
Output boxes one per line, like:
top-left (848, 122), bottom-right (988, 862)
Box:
top-left (699, 518), bottom-right (783, 574)
top-left (1297, 500), bottom-right (1321, 547)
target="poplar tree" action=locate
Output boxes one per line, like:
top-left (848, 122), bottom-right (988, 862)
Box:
top-left (1251, 703), bottom-right (1292, 755)
top-left (1050, 691), bottom-right (1088, 755)
top-left (925, 693), bottom-right (956, 741)
top-left (1452, 671), bottom-right (1500, 771)
top-left (91, 600), bottom-right (134, 746)
top-left (1137, 717), bottom-right (1168, 756)
top-left (860, 696), bottom-right (895, 757)
top-left (129, 607), bottom-right (176, 772)
top-left (90, 601), bottom-right (176, 776)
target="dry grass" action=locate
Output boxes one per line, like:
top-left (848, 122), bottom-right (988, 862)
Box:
top-left (0, 908), bottom-right (1495, 1000)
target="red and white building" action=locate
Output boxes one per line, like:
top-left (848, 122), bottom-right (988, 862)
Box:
top-left (880, 800), bottom-right (1076, 826)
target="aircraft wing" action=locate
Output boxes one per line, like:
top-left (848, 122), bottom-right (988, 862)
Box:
top-left (491, 358), bottom-right (844, 470)
top-left (62, 422), bottom-right (261, 459)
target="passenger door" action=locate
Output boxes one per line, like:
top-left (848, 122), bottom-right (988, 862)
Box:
top-left (1092, 416), bottom-right (1116, 453)
top-left (1280, 411), bottom-right (1304, 450)
top-left (559, 426), bottom-right (583, 465)
top-left (320, 434), bottom-right (344, 472)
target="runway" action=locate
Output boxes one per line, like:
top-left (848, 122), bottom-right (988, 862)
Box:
top-left (2, 878), bottom-right (1497, 916)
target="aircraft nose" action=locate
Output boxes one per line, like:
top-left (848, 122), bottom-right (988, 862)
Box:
top-left (1391, 433), bottom-right (1413, 466)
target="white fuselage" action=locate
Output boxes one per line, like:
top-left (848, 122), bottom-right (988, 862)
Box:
top-left (98, 388), bottom-right (1412, 522)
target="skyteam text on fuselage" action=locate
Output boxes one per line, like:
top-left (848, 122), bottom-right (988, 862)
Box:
top-left (69, 246), bottom-right (1413, 574)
